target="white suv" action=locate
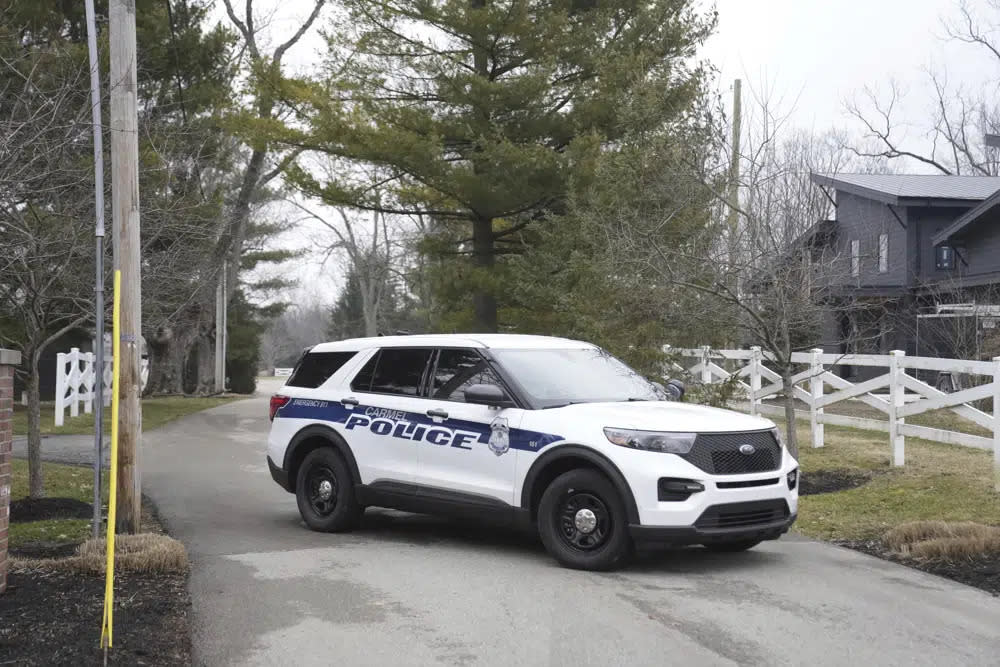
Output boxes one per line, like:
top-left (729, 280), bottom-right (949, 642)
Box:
top-left (266, 334), bottom-right (798, 571)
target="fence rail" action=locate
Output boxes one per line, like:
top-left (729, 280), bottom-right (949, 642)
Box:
top-left (55, 348), bottom-right (148, 426)
top-left (667, 345), bottom-right (1000, 490)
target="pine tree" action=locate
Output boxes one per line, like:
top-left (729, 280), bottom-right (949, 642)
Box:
top-left (290, 0), bottom-right (716, 331)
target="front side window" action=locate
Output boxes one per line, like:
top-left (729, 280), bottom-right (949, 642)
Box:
top-left (286, 351), bottom-right (357, 388)
top-left (936, 245), bottom-right (954, 270)
top-left (851, 239), bottom-right (860, 277)
top-left (491, 347), bottom-right (660, 408)
top-left (431, 348), bottom-right (510, 403)
top-left (350, 348), bottom-right (432, 396)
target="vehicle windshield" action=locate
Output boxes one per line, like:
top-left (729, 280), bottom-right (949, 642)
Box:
top-left (492, 347), bottom-right (663, 407)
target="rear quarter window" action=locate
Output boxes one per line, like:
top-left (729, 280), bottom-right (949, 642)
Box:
top-left (286, 351), bottom-right (358, 388)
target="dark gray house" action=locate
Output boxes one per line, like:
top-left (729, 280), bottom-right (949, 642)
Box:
top-left (809, 173), bottom-right (1000, 362)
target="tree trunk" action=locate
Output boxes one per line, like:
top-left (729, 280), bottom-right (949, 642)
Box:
top-left (25, 352), bottom-right (43, 499)
top-left (194, 331), bottom-right (215, 395)
top-left (472, 215), bottom-right (497, 332)
top-left (781, 366), bottom-right (799, 459)
top-left (145, 327), bottom-right (190, 396)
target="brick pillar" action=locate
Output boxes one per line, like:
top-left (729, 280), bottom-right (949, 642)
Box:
top-left (0, 348), bottom-right (21, 594)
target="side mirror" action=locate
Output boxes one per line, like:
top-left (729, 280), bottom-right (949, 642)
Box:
top-left (664, 379), bottom-right (685, 401)
top-left (463, 383), bottom-right (507, 407)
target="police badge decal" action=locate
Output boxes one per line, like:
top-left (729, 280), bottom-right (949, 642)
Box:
top-left (488, 416), bottom-right (510, 456)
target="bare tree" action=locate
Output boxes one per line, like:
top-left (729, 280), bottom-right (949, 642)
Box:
top-left (845, 0), bottom-right (1000, 175)
top-left (599, 86), bottom-right (885, 452)
top-left (0, 33), bottom-right (94, 498)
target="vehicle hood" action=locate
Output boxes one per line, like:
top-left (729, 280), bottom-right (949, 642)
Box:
top-left (555, 401), bottom-right (774, 433)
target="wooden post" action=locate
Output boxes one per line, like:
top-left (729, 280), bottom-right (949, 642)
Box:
top-left (749, 346), bottom-right (762, 416)
top-left (701, 346), bottom-right (712, 386)
top-left (810, 348), bottom-right (825, 448)
top-left (889, 350), bottom-right (906, 466)
top-left (110, 0), bottom-right (142, 533)
top-left (993, 357), bottom-right (1000, 492)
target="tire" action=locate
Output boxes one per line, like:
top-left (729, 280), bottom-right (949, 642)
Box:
top-left (295, 448), bottom-right (362, 532)
top-left (537, 469), bottom-right (633, 571)
top-left (703, 539), bottom-right (761, 553)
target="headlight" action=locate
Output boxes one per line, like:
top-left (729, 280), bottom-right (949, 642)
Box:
top-left (603, 428), bottom-right (697, 454)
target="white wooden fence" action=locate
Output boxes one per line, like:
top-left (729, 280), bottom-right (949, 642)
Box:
top-left (668, 346), bottom-right (1000, 490)
top-left (55, 348), bottom-right (149, 426)
top-left (274, 367), bottom-right (293, 377)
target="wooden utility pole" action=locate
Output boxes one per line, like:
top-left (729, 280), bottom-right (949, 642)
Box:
top-left (109, 0), bottom-right (142, 534)
top-left (727, 79), bottom-right (742, 246)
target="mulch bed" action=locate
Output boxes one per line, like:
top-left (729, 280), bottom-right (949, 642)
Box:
top-left (838, 538), bottom-right (1000, 597)
top-left (800, 468), bottom-right (879, 495)
top-left (1, 497), bottom-right (191, 665)
top-left (10, 497), bottom-right (94, 522)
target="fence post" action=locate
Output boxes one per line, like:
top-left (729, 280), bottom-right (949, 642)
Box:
top-left (810, 348), bottom-right (825, 448)
top-left (993, 356), bottom-right (1000, 492)
top-left (889, 350), bottom-right (906, 466)
top-left (55, 352), bottom-right (67, 427)
top-left (700, 345), bottom-right (712, 385)
top-left (68, 348), bottom-right (80, 419)
top-left (82, 352), bottom-right (94, 415)
top-left (749, 346), bottom-right (762, 416)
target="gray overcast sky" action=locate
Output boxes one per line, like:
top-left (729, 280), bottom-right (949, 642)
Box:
top-left (226, 0), bottom-right (999, 304)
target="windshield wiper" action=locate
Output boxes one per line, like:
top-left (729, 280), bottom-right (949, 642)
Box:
top-left (541, 401), bottom-right (580, 409)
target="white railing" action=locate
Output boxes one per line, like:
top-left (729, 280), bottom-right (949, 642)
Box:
top-left (668, 345), bottom-right (1000, 490)
top-left (55, 348), bottom-right (149, 426)
top-left (274, 367), bottom-right (293, 377)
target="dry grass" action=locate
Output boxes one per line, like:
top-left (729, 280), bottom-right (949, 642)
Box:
top-left (12, 533), bottom-right (188, 574)
top-left (884, 521), bottom-right (1000, 560)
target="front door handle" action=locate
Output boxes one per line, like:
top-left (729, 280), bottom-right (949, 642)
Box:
top-left (341, 397), bottom-right (359, 407)
top-left (426, 408), bottom-right (449, 419)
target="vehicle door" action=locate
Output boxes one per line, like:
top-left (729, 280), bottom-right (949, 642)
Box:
top-left (414, 347), bottom-right (524, 505)
top-left (344, 347), bottom-right (434, 486)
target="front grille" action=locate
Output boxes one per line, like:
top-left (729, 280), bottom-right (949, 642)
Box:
top-left (695, 499), bottom-right (790, 530)
top-left (679, 430), bottom-right (781, 475)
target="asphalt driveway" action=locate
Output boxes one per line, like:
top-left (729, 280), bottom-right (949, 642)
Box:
top-left (142, 381), bottom-right (1000, 666)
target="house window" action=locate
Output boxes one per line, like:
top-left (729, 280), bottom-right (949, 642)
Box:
top-left (851, 239), bottom-right (860, 277)
top-left (935, 245), bottom-right (954, 270)
top-left (878, 233), bottom-right (888, 274)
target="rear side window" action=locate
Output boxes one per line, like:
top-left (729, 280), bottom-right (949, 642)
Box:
top-left (286, 351), bottom-right (357, 388)
top-left (351, 348), bottom-right (433, 396)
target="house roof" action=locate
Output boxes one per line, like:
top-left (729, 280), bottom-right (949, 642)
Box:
top-left (932, 188), bottom-right (1000, 246)
top-left (811, 173), bottom-right (1000, 205)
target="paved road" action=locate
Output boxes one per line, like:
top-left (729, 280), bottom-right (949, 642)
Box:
top-left (13, 433), bottom-right (108, 466)
top-left (143, 383), bottom-right (1000, 666)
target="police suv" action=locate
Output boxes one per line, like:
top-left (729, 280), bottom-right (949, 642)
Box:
top-left (266, 334), bottom-right (798, 571)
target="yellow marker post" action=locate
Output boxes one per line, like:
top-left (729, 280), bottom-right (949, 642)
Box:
top-left (100, 270), bottom-right (121, 651)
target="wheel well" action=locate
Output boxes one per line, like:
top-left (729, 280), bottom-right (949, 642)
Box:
top-left (285, 429), bottom-right (360, 493)
top-left (527, 457), bottom-right (607, 522)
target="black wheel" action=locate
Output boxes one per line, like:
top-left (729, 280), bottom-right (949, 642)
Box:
top-left (295, 448), bottom-right (362, 532)
top-left (703, 539), bottom-right (761, 553)
top-left (537, 469), bottom-right (633, 571)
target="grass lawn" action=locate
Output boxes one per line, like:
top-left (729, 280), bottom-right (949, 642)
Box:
top-left (8, 459), bottom-right (107, 548)
top-left (11, 395), bottom-right (242, 437)
top-left (784, 418), bottom-right (1000, 541)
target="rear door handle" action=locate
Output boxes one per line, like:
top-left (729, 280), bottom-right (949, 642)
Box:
top-left (341, 397), bottom-right (359, 407)
top-left (426, 408), bottom-right (449, 419)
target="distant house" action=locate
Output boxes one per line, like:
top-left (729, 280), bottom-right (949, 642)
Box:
top-left (808, 173), bottom-right (1000, 364)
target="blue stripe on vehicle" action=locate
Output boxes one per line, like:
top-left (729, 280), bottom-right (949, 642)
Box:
top-left (276, 398), bottom-right (563, 452)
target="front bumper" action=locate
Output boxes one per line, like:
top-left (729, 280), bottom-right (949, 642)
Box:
top-left (631, 505), bottom-right (797, 547)
top-left (267, 456), bottom-right (293, 492)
